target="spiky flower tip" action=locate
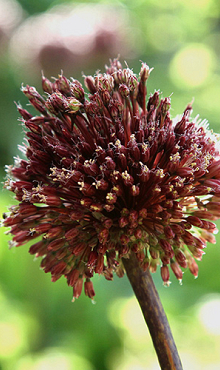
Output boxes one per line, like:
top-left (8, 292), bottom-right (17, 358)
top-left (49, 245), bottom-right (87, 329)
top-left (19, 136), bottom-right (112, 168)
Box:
top-left (3, 59), bottom-right (220, 300)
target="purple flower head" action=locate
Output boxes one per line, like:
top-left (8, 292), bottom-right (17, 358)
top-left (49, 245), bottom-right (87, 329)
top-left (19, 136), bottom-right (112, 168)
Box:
top-left (3, 59), bottom-right (220, 300)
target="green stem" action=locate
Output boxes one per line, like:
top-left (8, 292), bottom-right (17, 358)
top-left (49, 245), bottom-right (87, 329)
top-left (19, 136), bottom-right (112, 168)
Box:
top-left (122, 253), bottom-right (183, 370)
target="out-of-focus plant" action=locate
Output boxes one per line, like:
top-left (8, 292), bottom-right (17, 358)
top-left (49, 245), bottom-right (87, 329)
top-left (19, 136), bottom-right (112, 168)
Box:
top-left (8, 3), bottom-right (132, 79)
top-left (0, 0), bottom-right (23, 56)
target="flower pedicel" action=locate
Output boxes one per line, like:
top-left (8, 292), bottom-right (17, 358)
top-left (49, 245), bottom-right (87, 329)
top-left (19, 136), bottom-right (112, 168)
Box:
top-left (3, 58), bottom-right (220, 301)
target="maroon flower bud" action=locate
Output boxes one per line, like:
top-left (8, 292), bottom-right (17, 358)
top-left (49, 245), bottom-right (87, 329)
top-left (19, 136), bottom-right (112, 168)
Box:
top-left (95, 254), bottom-right (104, 273)
top-left (120, 234), bottom-right (130, 245)
top-left (80, 198), bottom-right (92, 208)
top-left (170, 260), bottom-right (183, 282)
top-left (136, 250), bottom-right (145, 262)
top-left (22, 85), bottom-right (44, 101)
top-left (46, 224), bottom-right (64, 239)
top-left (45, 195), bottom-right (62, 207)
top-left (46, 92), bottom-right (68, 114)
top-left (187, 216), bottom-right (203, 228)
top-left (118, 216), bottom-right (128, 228)
top-left (129, 185), bottom-right (140, 196)
top-left (87, 250), bottom-right (98, 270)
top-left (72, 242), bottom-right (87, 256)
top-left (161, 265), bottom-right (170, 286)
top-left (139, 163), bottom-right (150, 182)
top-left (207, 159), bottom-right (220, 178)
top-left (149, 260), bottom-right (158, 273)
top-left (141, 257), bottom-right (150, 271)
top-left (139, 208), bottom-right (147, 219)
top-left (104, 204), bottom-right (114, 212)
top-left (171, 224), bottom-right (184, 236)
top-left (164, 226), bottom-right (175, 239)
top-left (159, 239), bottom-right (172, 253)
top-left (65, 228), bottom-right (79, 241)
top-left (103, 269), bottom-right (114, 281)
top-left (16, 104), bottom-right (33, 120)
top-left (122, 170), bottom-right (134, 186)
top-left (42, 74), bottom-right (54, 94)
top-left (47, 238), bottom-right (66, 251)
top-left (51, 261), bottom-right (67, 275)
top-left (73, 278), bottom-right (83, 300)
top-left (175, 249), bottom-right (187, 268)
top-left (187, 256), bottom-right (199, 278)
top-left (84, 76), bottom-right (97, 94)
top-left (161, 255), bottom-right (170, 265)
top-left (150, 247), bottom-right (159, 259)
top-left (188, 246), bottom-right (205, 261)
top-left (174, 104), bottom-right (192, 134)
top-left (128, 136), bottom-right (140, 161)
top-left (93, 179), bottom-right (108, 191)
top-left (84, 279), bottom-right (95, 299)
top-left (206, 201), bottom-right (220, 216)
top-left (160, 97), bottom-right (171, 119)
top-left (56, 248), bottom-right (69, 262)
top-left (55, 74), bottom-right (71, 95)
top-left (128, 210), bottom-right (138, 224)
top-left (78, 182), bottom-right (95, 196)
top-left (106, 192), bottom-right (117, 204)
top-left (140, 62), bottom-right (153, 82)
top-left (103, 218), bottom-right (113, 229)
top-left (67, 269), bottom-right (80, 287)
top-left (97, 243), bottom-right (108, 254)
top-left (134, 228), bottom-right (142, 239)
top-left (101, 90), bottom-right (111, 106)
top-left (204, 179), bottom-right (220, 192)
top-left (29, 240), bottom-right (46, 256)
top-left (70, 79), bottom-right (85, 102)
top-left (181, 230), bottom-right (195, 245)
top-left (175, 167), bottom-right (193, 177)
top-left (67, 97), bottom-right (82, 113)
top-left (29, 98), bottom-right (48, 115)
top-left (105, 156), bottom-right (116, 170)
top-left (98, 228), bottom-right (109, 244)
top-left (191, 185), bottom-right (210, 196)
top-left (25, 120), bottom-right (42, 135)
top-left (119, 84), bottom-right (130, 98)
top-left (117, 153), bottom-right (127, 170)
top-left (201, 229), bottom-right (216, 243)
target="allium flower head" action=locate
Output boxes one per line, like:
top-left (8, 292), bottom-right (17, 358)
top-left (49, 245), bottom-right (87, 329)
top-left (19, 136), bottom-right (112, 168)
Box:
top-left (3, 59), bottom-right (220, 300)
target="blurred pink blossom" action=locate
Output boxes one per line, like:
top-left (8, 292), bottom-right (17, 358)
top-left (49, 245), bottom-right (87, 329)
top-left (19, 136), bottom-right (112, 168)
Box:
top-left (0, 0), bottom-right (23, 55)
top-left (9, 4), bottom-right (133, 79)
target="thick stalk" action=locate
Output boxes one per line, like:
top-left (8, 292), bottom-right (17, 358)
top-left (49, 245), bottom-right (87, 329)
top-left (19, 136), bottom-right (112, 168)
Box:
top-left (122, 253), bottom-right (183, 370)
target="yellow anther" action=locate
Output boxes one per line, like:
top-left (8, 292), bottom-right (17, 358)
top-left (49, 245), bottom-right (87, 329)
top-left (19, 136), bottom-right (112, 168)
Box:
top-left (106, 193), bottom-right (114, 201)
top-left (115, 139), bottom-right (121, 148)
top-left (142, 143), bottom-right (148, 151)
top-left (122, 170), bottom-right (130, 180)
top-left (155, 169), bottom-right (164, 178)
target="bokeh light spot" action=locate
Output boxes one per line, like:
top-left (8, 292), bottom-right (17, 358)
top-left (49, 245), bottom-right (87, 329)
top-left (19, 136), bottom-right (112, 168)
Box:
top-left (170, 44), bottom-right (215, 89)
top-left (32, 352), bottom-right (71, 370)
top-left (198, 295), bottom-right (220, 335)
top-left (15, 351), bottom-right (94, 370)
top-left (0, 321), bottom-right (25, 358)
top-left (120, 297), bottom-right (148, 339)
top-left (190, 0), bottom-right (213, 9)
top-left (108, 297), bottom-right (150, 342)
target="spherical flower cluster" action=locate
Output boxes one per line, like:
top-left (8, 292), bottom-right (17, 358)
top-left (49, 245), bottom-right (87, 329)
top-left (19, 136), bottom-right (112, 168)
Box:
top-left (3, 59), bottom-right (220, 300)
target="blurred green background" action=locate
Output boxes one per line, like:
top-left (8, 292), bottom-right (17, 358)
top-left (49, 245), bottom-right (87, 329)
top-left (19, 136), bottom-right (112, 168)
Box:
top-left (1, 0), bottom-right (220, 369)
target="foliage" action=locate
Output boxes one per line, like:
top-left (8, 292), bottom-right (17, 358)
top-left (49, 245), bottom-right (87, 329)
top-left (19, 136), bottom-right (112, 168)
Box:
top-left (1, 0), bottom-right (220, 369)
